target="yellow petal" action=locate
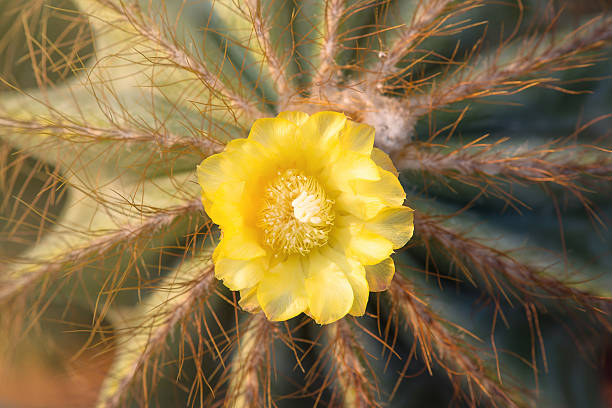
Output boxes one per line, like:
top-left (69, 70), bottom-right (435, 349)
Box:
top-left (197, 139), bottom-right (268, 199)
top-left (214, 257), bottom-right (266, 291)
top-left (365, 206), bottom-right (414, 248)
top-left (339, 120), bottom-right (375, 156)
top-left (277, 111), bottom-right (309, 126)
top-left (334, 192), bottom-right (386, 220)
top-left (223, 137), bottom-right (249, 153)
top-left (336, 153), bottom-right (381, 183)
top-left (248, 117), bottom-right (297, 150)
top-left (321, 246), bottom-right (369, 316)
top-left (257, 256), bottom-right (308, 321)
top-left (371, 147), bottom-right (398, 176)
top-left (196, 153), bottom-right (240, 198)
top-left (364, 257), bottom-right (395, 292)
top-left (206, 181), bottom-right (246, 226)
top-left (305, 251), bottom-right (353, 324)
top-left (349, 229), bottom-right (394, 265)
top-left (216, 231), bottom-right (267, 260)
top-left (346, 272), bottom-right (369, 316)
top-left (225, 138), bottom-right (270, 162)
top-left (350, 169), bottom-right (405, 208)
top-left (239, 286), bottom-right (261, 313)
top-left (297, 111), bottom-right (346, 149)
top-left (324, 152), bottom-right (380, 194)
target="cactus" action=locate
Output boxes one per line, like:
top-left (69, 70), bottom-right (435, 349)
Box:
top-left (1, 0), bottom-right (611, 407)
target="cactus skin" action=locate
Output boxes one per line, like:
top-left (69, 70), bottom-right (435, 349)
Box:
top-left (0, 0), bottom-right (611, 407)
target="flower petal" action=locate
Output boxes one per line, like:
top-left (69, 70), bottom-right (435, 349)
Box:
top-left (324, 152), bottom-right (380, 196)
top-left (305, 251), bottom-right (353, 324)
top-left (334, 192), bottom-right (386, 220)
top-left (364, 257), bottom-right (395, 292)
top-left (349, 228), bottom-right (394, 265)
top-left (239, 286), bottom-right (261, 313)
top-left (248, 117), bottom-right (297, 151)
top-left (215, 231), bottom-right (267, 260)
top-left (223, 137), bottom-right (249, 153)
top-left (365, 206), bottom-right (414, 248)
top-left (339, 121), bottom-right (375, 156)
top-left (257, 256), bottom-right (308, 321)
top-left (277, 111), bottom-right (309, 126)
top-left (197, 139), bottom-right (268, 200)
top-left (335, 153), bottom-right (381, 182)
top-left (346, 271), bottom-right (369, 316)
top-left (297, 111), bottom-right (346, 149)
top-left (214, 256), bottom-right (266, 291)
top-left (371, 147), bottom-right (398, 176)
top-left (206, 181), bottom-right (246, 226)
top-left (321, 247), bottom-right (369, 316)
top-left (196, 152), bottom-right (240, 198)
top-left (350, 169), bottom-right (405, 208)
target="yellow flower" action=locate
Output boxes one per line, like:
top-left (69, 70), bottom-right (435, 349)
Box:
top-left (197, 111), bottom-right (414, 324)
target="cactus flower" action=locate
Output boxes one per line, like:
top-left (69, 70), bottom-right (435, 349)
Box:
top-left (197, 111), bottom-right (414, 324)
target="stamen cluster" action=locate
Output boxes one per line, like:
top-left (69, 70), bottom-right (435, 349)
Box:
top-left (259, 169), bottom-right (334, 256)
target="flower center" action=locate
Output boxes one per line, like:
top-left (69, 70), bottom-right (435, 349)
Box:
top-left (259, 169), bottom-right (334, 255)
